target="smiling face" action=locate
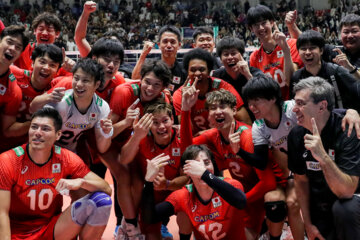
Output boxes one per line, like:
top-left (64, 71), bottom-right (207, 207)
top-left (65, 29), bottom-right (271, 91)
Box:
top-left (247, 97), bottom-right (276, 120)
top-left (298, 44), bottom-right (323, 68)
top-left (195, 151), bottom-right (214, 175)
top-left (72, 68), bottom-right (100, 100)
top-left (0, 35), bottom-right (24, 65)
top-left (341, 24), bottom-right (360, 53)
top-left (28, 116), bottom-right (61, 151)
top-left (187, 59), bottom-right (210, 84)
top-left (220, 48), bottom-right (243, 73)
top-left (151, 111), bottom-right (174, 146)
top-left (208, 102), bottom-right (236, 130)
top-left (34, 22), bottom-right (60, 44)
top-left (194, 33), bottom-right (215, 53)
top-left (250, 20), bottom-right (274, 42)
top-left (32, 53), bottom-right (60, 87)
top-left (140, 71), bottom-right (164, 102)
top-left (293, 88), bottom-right (321, 130)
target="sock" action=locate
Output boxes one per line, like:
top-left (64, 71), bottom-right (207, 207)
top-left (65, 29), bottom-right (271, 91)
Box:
top-left (269, 234), bottom-right (281, 240)
top-left (125, 218), bottom-right (138, 227)
top-left (179, 233), bottom-right (191, 240)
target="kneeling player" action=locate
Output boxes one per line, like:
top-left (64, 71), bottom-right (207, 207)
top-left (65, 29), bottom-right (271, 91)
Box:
top-left (0, 108), bottom-right (112, 239)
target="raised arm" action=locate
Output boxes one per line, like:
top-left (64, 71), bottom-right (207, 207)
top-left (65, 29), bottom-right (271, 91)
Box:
top-left (0, 190), bottom-right (11, 240)
top-left (74, 1), bottom-right (97, 57)
top-left (29, 87), bottom-right (65, 113)
top-left (285, 10), bottom-right (302, 39)
top-left (131, 41), bottom-right (154, 79)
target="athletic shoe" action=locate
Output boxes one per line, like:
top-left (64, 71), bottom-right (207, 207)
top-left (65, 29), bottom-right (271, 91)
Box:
top-left (115, 223), bottom-right (129, 240)
top-left (258, 231), bottom-right (270, 240)
top-left (281, 222), bottom-right (293, 240)
top-left (161, 224), bottom-right (173, 240)
top-left (124, 221), bottom-right (145, 240)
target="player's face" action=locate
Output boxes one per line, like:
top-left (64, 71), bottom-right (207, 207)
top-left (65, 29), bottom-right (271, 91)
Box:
top-left (250, 20), bottom-right (274, 42)
top-left (32, 53), bottom-right (60, 85)
top-left (208, 102), bottom-right (236, 130)
top-left (151, 111), bottom-right (174, 146)
top-left (159, 31), bottom-right (181, 59)
top-left (29, 116), bottom-right (61, 151)
top-left (220, 48), bottom-right (243, 72)
top-left (0, 35), bottom-right (23, 65)
top-left (188, 59), bottom-right (209, 84)
top-left (293, 88), bottom-right (321, 130)
top-left (298, 44), bottom-right (323, 68)
top-left (34, 22), bottom-right (60, 44)
top-left (248, 97), bottom-right (276, 120)
top-left (195, 151), bottom-right (214, 175)
top-left (72, 68), bottom-right (100, 100)
top-left (140, 71), bottom-right (164, 102)
top-left (96, 55), bottom-right (121, 81)
top-left (341, 24), bottom-right (360, 53)
top-left (195, 33), bottom-right (215, 53)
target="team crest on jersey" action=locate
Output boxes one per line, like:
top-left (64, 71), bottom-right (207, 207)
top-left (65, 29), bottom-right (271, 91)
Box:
top-left (0, 84), bottom-right (7, 95)
top-left (306, 161), bottom-right (322, 171)
top-left (52, 163), bottom-right (61, 173)
top-left (212, 196), bottom-right (222, 208)
top-left (328, 149), bottom-right (335, 160)
top-left (89, 113), bottom-right (97, 121)
top-left (277, 50), bottom-right (284, 58)
top-left (173, 76), bottom-right (181, 84)
top-left (172, 148), bottom-right (180, 156)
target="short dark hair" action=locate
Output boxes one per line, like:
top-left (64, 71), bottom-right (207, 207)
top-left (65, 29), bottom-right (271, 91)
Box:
top-left (296, 30), bottom-right (325, 50)
top-left (247, 4), bottom-right (275, 27)
top-left (1, 25), bottom-right (29, 51)
top-left (103, 31), bottom-right (122, 42)
top-left (158, 25), bottom-right (181, 42)
top-left (72, 58), bottom-right (105, 89)
top-left (192, 27), bottom-right (214, 41)
top-left (32, 12), bottom-right (62, 32)
top-left (31, 44), bottom-right (63, 66)
top-left (183, 48), bottom-right (214, 72)
top-left (144, 99), bottom-right (173, 118)
top-left (140, 59), bottom-right (171, 87)
top-left (31, 107), bottom-right (63, 132)
top-left (216, 36), bottom-right (245, 58)
top-left (340, 14), bottom-right (360, 30)
top-left (205, 89), bottom-right (237, 109)
top-left (92, 37), bottom-right (124, 64)
top-left (242, 75), bottom-right (283, 107)
top-left (181, 145), bottom-right (220, 176)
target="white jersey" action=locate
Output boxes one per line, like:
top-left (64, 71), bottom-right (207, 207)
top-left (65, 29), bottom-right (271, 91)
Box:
top-left (45, 89), bottom-right (110, 152)
top-left (252, 100), bottom-right (297, 151)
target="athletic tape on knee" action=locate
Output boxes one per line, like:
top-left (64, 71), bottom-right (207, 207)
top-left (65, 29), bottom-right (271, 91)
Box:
top-left (71, 194), bottom-right (94, 226)
top-left (86, 191), bottom-right (112, 226)
top-left (264, 201), bottom-right (287, 223)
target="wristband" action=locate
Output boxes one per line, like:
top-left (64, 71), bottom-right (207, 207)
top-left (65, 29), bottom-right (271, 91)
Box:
top-left (100, 127), bottom-right (113, 139)
top-left (350, 66), bottom-right (358, 74)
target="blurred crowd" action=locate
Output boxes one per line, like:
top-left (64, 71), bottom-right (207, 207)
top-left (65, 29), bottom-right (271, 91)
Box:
top-left (1, 0), bottom-right (360, 50)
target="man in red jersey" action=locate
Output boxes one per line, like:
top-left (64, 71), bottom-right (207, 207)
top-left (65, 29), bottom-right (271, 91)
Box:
top-left (0, 44), bottom-right (63, 153)
top-left (142, 144), bottom-right (247, 240)
top-left (173, 48), bottom-right (251, 135)
top-left (247, 4), bottom-right (303, 100)
top-left (12, 12), bottom-right (73, 76)
top-left (0, 107), bottom-right (112, 239)
top-left (0, 25), bottom-right (29, 150)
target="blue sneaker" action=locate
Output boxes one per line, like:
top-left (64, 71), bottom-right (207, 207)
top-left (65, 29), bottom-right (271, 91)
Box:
top-left (161, 224), bottom-right (173, 240)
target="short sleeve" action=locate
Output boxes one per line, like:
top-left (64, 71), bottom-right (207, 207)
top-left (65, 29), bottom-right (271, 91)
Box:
top-left (172, 88), bottom-right (182, 116)
top-left (0, 152), bottom-right (16, 190)
top-left (252, 121), bottom-right (269, 146)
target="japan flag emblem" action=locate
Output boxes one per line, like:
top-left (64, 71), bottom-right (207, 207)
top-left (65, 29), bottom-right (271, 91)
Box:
top-left (172, 148), bottom-right (180, 156)
top-left (0, 84), bottom-right (7, 95)
top-left (89, 113), bottom-right (97, 121)
top-left (52, 163), bottom-right (61, 173)
top-left (328, 149), bottom-right (335, 160)
top-left (212, 196), bottom-right (222, 208)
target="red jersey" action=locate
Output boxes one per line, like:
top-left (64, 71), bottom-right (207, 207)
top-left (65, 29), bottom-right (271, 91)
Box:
top-left (249, 38), bottom-right (303, 100)
top-left (0, 144), bottom-right (90, 236)
top-left (173, 77), bottom-right (244, 134)
top-left (13, 43), bottom-right (71, 77)
top-left (0, 69), bottom-right (22, 116)
top-left (166, 178), bottom-right (246, 240)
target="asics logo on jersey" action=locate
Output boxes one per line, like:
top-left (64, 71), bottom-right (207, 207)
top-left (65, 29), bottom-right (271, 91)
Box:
top-left (65, 122), bottom-right (91, 130)
top-left (195, 211), bottom-right (220, 222)
top-left (21, 166), bottom-right (28, 174)
top-left (26, 178), bottom-right (55, 186)
top-left (303, 151), bottom-right (308, 158)
top-left (192, 205), bottom-right (197, 212)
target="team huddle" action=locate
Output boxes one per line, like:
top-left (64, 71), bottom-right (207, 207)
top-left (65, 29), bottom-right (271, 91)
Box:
top-left (0, 1), bottom-right (360, 240)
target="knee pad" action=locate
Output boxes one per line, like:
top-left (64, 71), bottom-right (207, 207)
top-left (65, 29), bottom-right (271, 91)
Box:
top-left (265, 201), bottom-right (287, 223)
top-left (87, 191), bottom-right (112, 226)
top-left (71, 194), bottom-right (94, 226)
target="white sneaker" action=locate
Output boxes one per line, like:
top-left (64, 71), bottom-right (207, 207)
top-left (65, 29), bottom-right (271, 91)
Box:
top-left (115, 222), bottom-right (129, 240)
top-left (125, 222), bottom-right (145, 240)
top-left (281, 222), bottom-right (294, 240)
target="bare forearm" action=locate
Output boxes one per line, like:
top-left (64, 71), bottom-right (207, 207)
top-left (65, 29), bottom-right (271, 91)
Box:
top-left (3, 121), bottom-right (30, 137)
top-left (112, 119), bottom-right (131, 138)
top-left (283, 48), bottom-right (295, 86)
top-left (119, 135), bottom-right (141, 164)
top-left (29, 94), bottom-right (51, 113)
top-left (74, 12), bottom-right (91, 57)
top-left (287, 24), bottom-right (301, 39)
top-left (0, 212), bottom-right (11, 240)
top-left (167, 175), bottom-right (189, 191)
top-left (294, 175), bottom-right (312, 226)
top-left (81, 177), bottom-right (112, 196)
top-left (319, 154), bottom-right (358, 198)
top-left (96, 135), bottom-right (112, 154)
top-left (131, 56), bottom-right (147, 80)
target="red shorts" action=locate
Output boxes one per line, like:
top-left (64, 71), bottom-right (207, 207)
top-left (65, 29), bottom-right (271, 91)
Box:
top-left (243, 198), bottom-right (265, 234)
top-left (11, 215), bottom-right (60, 240)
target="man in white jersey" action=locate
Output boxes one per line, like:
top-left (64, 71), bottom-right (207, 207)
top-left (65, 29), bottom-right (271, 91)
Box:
top-left (30, 58), bottom-right (113, 154)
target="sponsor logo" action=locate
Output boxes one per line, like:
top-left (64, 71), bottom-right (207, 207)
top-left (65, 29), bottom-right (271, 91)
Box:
top-left (26, 178), bottom-right (55, 186)
top-left (194, 211), bottom-right (220, 222)
top-left (65, 122), bottom-right (91, 130)
top-left (21, 166), bottom-right (28, 174)
top-left (191, 205), bottom-right (197, 212)
top-left (303, 151), bottom-right (308, 158)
